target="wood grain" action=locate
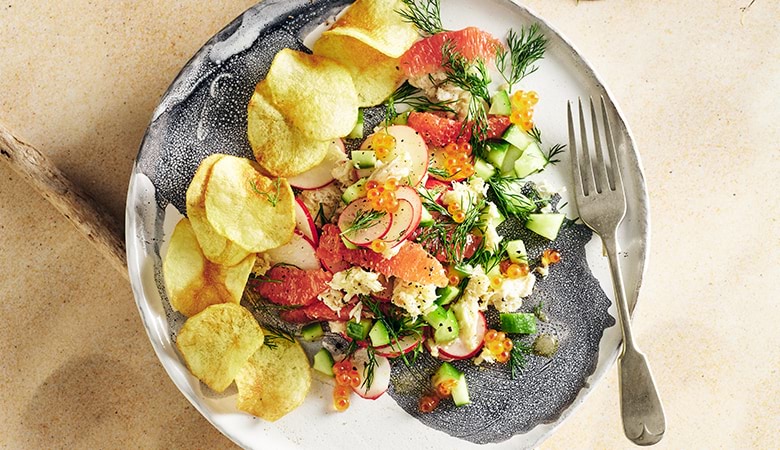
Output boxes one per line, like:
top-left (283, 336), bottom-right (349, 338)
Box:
top-left (0, 122), bottom-right (128, 279)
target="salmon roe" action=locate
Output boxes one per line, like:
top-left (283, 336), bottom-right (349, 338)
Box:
top-left (541, 249), bottom-right (562, 267)
top-left (484, 328), bottom-right (513, 363)
top-left (370, 239), bottom-right (388, 253)
top-left (505, 263), bottom-right (530, 279)
top-left (367, 177), bottom-right (400, 214)
top-left (510, 90), bottom-right (539, 131)
top-left (442, 142), bottom-right (475, 178)
top-left (369, 131), bottom-right (396, 160)
top-left (332, 360), bottom-right (359, 412)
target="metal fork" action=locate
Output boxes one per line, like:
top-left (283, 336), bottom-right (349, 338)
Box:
top-left (568, 98), bottom-right (666, 446)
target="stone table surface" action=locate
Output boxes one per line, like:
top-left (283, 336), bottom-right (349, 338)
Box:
top-left (1, 0), bottom-right (778, 448)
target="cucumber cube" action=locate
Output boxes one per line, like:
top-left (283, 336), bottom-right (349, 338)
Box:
top-left (301, 322), bottom-right (324, 341)
top-left (506, 239), bottom-right (528, 264)
top-left (500, 144), bottom-right (523, 176)
top-left (525, 213), bottom-right (565, 240)
top-left (489, 90), bottom-right (511, 115)
top-left (313, 348), bottom-right (335, 377)
top-left (341, 178), bottom-right (367, 204)
top-left (436, 285), bottom-right (461, 306)
top-left (369, 320), bottom-right (391, 347)
top-left (346, 319), bottom-right (372, 341)
top-left (473, 157), bottom-right (496, 180)
top-left (485, 141), bottom-right (509, 169)
top-left (513, 142), bottom-right (547, 178)
top-left (351, 150), bottom-right (376, 169)
top-left (419, 206), bottom-right (434, 227)
top-left (500, 312), bottom-right (537, 334)
top-left (348, 109), bottom-right (364, 139)
top-left (502, 124), bottom-right (534, 151)
top-left (451, 373), bottom-right (471, 406)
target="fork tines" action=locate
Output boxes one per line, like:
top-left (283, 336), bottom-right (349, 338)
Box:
top-left (568, 97), bottom-right (623, 197)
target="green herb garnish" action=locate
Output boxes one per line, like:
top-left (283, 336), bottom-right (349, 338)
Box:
top-left (363, 298), bottom-right (426, 366)
top-left (249, 177), bottom-right (282, 207)
top-left (509, 340), bottom-right (533, 379)
top-left (397, 0), bottom-right (444, 36)
top-left (340, 209), bottom-right (387, 237)
top-left (496, 25), bottom-right (548, 91)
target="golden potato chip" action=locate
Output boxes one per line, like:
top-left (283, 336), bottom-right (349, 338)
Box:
top-left (326, 0), bottom-right (419, 58)
top-left (234, 331), bottom-right (311, 421)
top-left (264, 48), bottom-right (358, 140)
top-left (313, 33), bottom-right (405, 107)
top-left (203, 155), bottom-right (295, 252)
top-left (247, 85), bottom-right (333, 177)
top-left (163, 218), bottom-right (255, 317)
top-left (176, 303), bottom-right (264, 392)
top-left (187, 154), bottom-right (252, 266)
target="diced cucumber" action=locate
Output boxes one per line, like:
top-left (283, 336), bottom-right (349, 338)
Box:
top-left (452, 373), bottom-right (470, 406)
top-left (369, 320), bottom-right (391, 347)
top-left (506, 239), bottom-right (528, 264)
top-left (351, 150), bottom-right (376, 169)
top-left (392, 110), bottom-right (410, 125)
top-left (341, 178), bottom-right (367, 204)
top-left (341, 235), bottom-right (358, 249)
top-left (301, 323), bottom-right (324, 341)
top-left (489, 90), bottom-right (512, 115)
top-left (436, 285), bottom-right (461, 306)
top-left (346, 318), bottom-right (372, 341)
top-left (473, 157), bottom-right (496, 180)
top-left (479, 203), bottom-right (505, 230)
top-left (502, 124), bottom-right (534, 151)
top-left (348, 108), bottom-right (364, 139)
top-left (500, 144), bottom-right (523, 176)
top-left (513, 142), bottom-right (547, 178)
top-left (424, 306), bottom-right (459, 344)
top-left (500, 312), bottom-right (537, 334)
top-left (313, 348), bottom-right (335, 377)
top-left (419, 206), bottom-right (434, 227)
top-left (485, 141), bottom-right (509, 169)
top-left (452, 264), bottom-right (474, 277)
top-left (525, 213), bottom-right (565, 240)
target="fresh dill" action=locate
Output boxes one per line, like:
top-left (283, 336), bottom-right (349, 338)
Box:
top-left (248, 273), bottom-right (282, 284)
top-left (363, 298), bottom-right (426, 366)
top-left (467, 239), bottom-right (508, 275)
top-left (340, 209), bottom-right (387, 237)
top-left (397, 0), bottom-right (444, 36)
top-left (262, 325), bottom-right (295, 350)
top-left (415, 189), bottom-right (485, 263)
top-left (487, 177), bottom-right (537, 220)
top-left (509, 340), bottom-right (533, 379)
top-left (249, 177), bottom-right (282, 207)
top-left (440, 41), bottom-right (492, 144)
top-left (361, 346), bottom-right (379, 390)
top-left (528, 126), bottom-right (543, 145)
top-left (313, 203), bottom-right (328, 228)
top-left (385, 82), bottom-right (454, 125)
top-left (495, 24), bottom-right (548, 91)
top-left (545, 143), bottom-right (566, 166)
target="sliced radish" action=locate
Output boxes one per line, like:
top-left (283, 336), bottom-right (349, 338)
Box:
top-left (381, 199), bottom-right (416, 247)
top-left (424, 177), bottom-right (451, 191)
top-left (362, 125), bottom-right (428, 187)
top-left (265, 231), bottom-right (321, 270)
top-left (338, 198), bottom-right (392, 246)
top-left (375, 334), bottom-right (423, 358)
top-left (293, 197), bottom-right (318, 246)
top-left (395, 186), bottom-right (423, 223)
top-left (288, 140), bottom-right (344, 190)
top-left (350, 348), bottom-right (391, 399)
top-left (435, 311), bottom-right (487, 361)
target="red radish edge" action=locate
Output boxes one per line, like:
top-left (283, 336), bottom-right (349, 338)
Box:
top-left (350, 348), bottom-right (391, 399)
top-left (338, 198), bottom-right (393, 246)
top-left (375, 334), bottom-right (423, 358)
top-left (294, 198), bottom-right (318, 246)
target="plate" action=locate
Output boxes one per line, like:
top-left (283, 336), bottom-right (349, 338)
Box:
top-left (125, 0), bottom-right (649, 448)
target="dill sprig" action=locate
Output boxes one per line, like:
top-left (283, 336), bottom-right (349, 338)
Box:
top-left (313, 203), bottom-right (328, 228)
top-left (467, 239), bottom-right (508, 275)
top-left (415, 188), bottom-right (486, 263)
top-left (440, 41), bottom-right (492, 143)
top-left (545, 144), bottom-right (566, 166)
top-left (249, 177), bottom-right (282, 207)
top-left (486, 177), bottom-right (537, 220)
top-left (496, 24), bottom-right (548, 91)
top-left (263, 325), bottom-right (295, 350)
top-left (509, 340), bottom-right (533, 379)
top-left (397, 0), bottom-right (444, 36)
top-left (363, 298), bottom-right (426, 366)
top-left (361, 346), bottom-right (379, 390)
top-left (528, 126), bottom-right (543, 145)
top-left (340, 209), bottom-right (387, 237)
top-left (385, 82), bottom-right (455, 125)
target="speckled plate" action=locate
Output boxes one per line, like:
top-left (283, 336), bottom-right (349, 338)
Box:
top-left (125, 1), bottom-right (649, 448)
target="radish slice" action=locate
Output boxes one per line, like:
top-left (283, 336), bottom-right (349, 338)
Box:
top-left (350, 348), bottom-right (391, 399)
top-left (361, 126), bottom-right (429, 187)
top-left (381, 199), bottom-right (415, 247)
top-left (435, 311), bottom-right (487, 361)
top-left (338, 198), bottom-right (392, 246)
top-left (375, 334), bottom-right (423, 358)
top-left (395, 186), bottom-right (422, 223)
top-left (293, 198), bottom-right (318, 246)
top-left (265, 231), bottom-right (320, 270)
top-left (288, 140), bottom-right (344, 190)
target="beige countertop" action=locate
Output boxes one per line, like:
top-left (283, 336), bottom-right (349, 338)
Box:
top-left (1, 1), bottom-right (778, 448)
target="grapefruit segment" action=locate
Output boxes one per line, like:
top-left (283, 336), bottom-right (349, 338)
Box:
top-left (407, 111), bottom-right (511, 148)
top-left (400, 27), bottom-right (504, 79)
top-left (255, 265), bottom-right (331, 307)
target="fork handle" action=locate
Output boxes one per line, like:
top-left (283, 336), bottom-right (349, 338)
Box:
top-left (603, 233), bottom-right (666, 445)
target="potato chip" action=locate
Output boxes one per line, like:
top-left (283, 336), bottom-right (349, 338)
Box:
top-left (264, 48), bottom-right (358, 140)
top-left (313, 33), bottom-right (405, 107)
top-left (203, 155), bottom-right (295, 252)
top-left (162, 218), bottom-right (255, 317)
top-left (247, 85), bottom-right (333, 177)
top-left (186, 154), bottom-right (252, 266)
top-left (176, 303), bottom-right (264, 392)
top-left (325, 0), bottom-right (419, 58)
top-left (234, 331), bottom-right (311, 421)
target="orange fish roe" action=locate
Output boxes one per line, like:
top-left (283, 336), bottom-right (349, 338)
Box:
top-left (505, 263), bottom-right (530, 279)
top-left (484, 329), bottom-right (513, 363)
top-left (370, 239), bottom-right (388, 253)
top-left (367, 177), bottom-right (400, 214)
top-left (368, 131), bottom-right (396, 160)
top-left (510, 90), bottom-right (539, 131)
top-left (541, 248), bottom-right (562, 267)
top-left (418, 393), bottom-right (441, 413)
top-left (442, 142), bottom-right (475, 178)
top-left (332, 360), bottom-right (359, 412)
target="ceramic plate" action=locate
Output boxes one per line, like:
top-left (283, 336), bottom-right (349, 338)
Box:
top-left (126, 1), bottom-right (649, 448)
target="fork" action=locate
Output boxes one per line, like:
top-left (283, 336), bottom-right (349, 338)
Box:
top-left (568, 98), bottom-right (666, 446)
